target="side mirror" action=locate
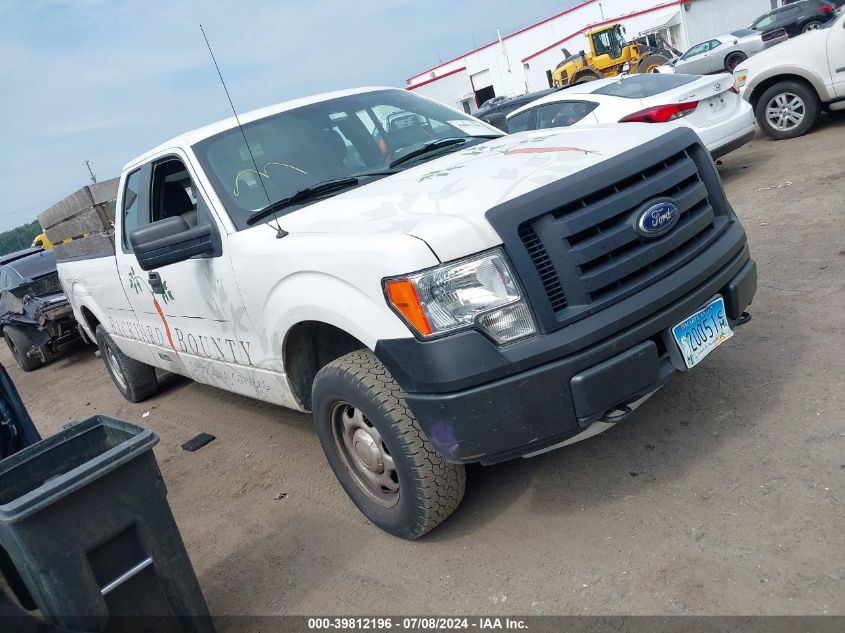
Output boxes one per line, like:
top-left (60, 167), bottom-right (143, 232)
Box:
top-left (483, 112), bottom-right (509, 133)
top-left (130, 216), bottom-right (214, 271)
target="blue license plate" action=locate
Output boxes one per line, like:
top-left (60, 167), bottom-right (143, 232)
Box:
top-left (672, 297), bottom-right (733, 369)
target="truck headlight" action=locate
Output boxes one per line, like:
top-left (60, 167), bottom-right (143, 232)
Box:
top-left (384, 248), bottom-right (536, 344)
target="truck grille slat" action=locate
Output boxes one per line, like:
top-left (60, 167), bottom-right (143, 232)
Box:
top-left (553, 154), bottom-right (699, 238)
top-left (580, 201), bottom-right (717, 293)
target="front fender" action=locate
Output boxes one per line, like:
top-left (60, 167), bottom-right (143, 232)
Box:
top-left (262, 271), bottom-right (413, 358)
top-left (747, 64), bottom-right (834, 104)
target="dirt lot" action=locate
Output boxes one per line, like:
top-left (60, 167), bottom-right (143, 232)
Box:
top-left (5, 114), bottom-right (844, 618)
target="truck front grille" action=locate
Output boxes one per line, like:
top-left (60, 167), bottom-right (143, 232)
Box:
top-left (487, 130), bottom-right (734, 333)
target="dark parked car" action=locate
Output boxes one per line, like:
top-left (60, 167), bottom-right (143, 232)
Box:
top-left (474, 88), bottom-right (560, 123)
top-left (0, 248), bottom-right (77, 371)
top-left (751, 0), bottom-right (838, 37)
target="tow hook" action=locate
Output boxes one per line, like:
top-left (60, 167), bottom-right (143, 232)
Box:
top-left (601, 405), bottom-right (634, 424)
top-left (735, 312), bottom-right (752, 327)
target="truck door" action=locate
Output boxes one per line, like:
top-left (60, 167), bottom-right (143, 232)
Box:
top-left (115, 151), bottom-right (277, 402)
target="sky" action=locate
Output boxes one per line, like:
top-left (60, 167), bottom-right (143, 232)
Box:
top-left (0, 0), bottom-right (580, 232)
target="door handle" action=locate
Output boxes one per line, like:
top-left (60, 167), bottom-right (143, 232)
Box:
top-left (148, 272), bottom-right (165, 294)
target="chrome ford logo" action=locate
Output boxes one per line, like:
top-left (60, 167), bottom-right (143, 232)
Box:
top-left (636, 199), bottom-right (680, 237)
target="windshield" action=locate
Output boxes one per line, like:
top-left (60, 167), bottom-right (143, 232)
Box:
top-left (193, 89), bottom-right (500, 229)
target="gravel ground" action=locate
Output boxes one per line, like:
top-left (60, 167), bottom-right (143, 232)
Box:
top-left (5, 113), bottom-right (844, 619)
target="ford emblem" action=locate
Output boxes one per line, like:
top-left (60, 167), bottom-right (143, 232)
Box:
top-left (636, 199), bottom-right (680, 237)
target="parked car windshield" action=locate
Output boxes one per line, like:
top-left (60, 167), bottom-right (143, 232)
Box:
top-left (593, 74), bottom-right (697, 98)
top-left (194, 89), bottom-right (501, 229)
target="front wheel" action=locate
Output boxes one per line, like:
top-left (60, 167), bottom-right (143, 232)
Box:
top-left (755, 81), bottom-right (821, 140)
top-left (95, 326), bottom-right (158, 402)
top-left (312, 350), bottom-right (465, 539)
top-left (725, 51), bottom-right (747, 72)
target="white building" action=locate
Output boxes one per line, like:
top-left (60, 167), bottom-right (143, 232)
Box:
top-left (407, 0), bottom-right (781, 113)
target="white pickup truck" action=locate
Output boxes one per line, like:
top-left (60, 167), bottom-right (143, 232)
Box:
top-left (58, 87), bottom-right (757, 538)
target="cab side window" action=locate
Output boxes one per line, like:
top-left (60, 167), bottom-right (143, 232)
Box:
top-left (121, 170), bottom-right (143, 250)
top-left (151, 158), bottom-right (201, 228)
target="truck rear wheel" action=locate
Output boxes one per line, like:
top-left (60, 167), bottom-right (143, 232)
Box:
top-left (95, 326), bottom-right (158, 402)
top-left (3, 326), bottom-right (43, 372)
top-left (311, 349), bottom-right (465, 539)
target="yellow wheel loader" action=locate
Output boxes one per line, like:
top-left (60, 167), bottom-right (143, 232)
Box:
top-left (551, 24), bottom-right (671, 87)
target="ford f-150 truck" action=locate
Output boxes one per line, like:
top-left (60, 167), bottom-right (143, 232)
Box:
top-left (57, 87), bottom-right (757, 538)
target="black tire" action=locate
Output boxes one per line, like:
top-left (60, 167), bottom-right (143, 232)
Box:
top-left (95, 325), bottom-right (157, 402)
top-left (312, 349), bottom-right (465, 539)
top-left (3, 326), bottom-right (43, 372)
top-left (636, 53), bottom-right (669, 74)
top-left (802, 20), bottom-right (823, 33)
top-left (754, 80), bottom-right (821, 140)
top-left (570, 68), bottom-right (603, 85)
top-left (725, 51), bottom-right (747, 72)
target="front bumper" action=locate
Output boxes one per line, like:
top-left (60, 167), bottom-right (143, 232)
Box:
top-left (376, 248), bottom-right (756, 465)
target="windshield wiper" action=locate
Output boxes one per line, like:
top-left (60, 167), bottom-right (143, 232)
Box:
top-left (388, 138), bottom-right (471, 169)
top-left (246, 169), bottom-right (406, 226)
top-left (246, 177), bottom-right (362, 225)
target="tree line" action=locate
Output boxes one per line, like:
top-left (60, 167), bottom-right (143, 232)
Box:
top-left (0, 221), bottom-right (42, 256)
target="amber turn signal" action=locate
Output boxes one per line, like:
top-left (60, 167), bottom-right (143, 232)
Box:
top-left (385, 279), bottom-right (432, 336)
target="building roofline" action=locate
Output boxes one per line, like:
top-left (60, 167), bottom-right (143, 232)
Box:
top-left (405, 0), bottom-right (596, 83)
top-left (406, 66), bottom-right (468, 91)
top-left (521, 0), bottom-right (685, 62)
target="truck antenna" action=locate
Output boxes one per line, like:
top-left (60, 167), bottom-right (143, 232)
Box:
top-left (199, 24), bottom-right (287, 238)
top-left (84, 160), bottom-right (97, 184)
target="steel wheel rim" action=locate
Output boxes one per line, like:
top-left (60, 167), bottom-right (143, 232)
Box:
top-left (765, 92), bottom-right (806, 131)
top-left (804, 22), bottom-right (821, 31)
top-left (105, 346), bottom-right (128, 390)
top-left (330, 401), bottom-right (399, 508)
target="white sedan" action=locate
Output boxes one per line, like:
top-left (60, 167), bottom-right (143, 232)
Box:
top-left (506, 73), bottom-right (756, 158)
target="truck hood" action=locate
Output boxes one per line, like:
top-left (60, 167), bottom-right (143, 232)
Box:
top-left (279, 125), bottom-right (673, 262)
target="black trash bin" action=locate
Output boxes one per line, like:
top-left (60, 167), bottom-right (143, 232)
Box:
top-left (0, 416), bottom-right (215, 633)
top-left (0, 364), bottom-right (41, 459)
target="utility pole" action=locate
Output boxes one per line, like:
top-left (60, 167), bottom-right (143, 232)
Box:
top-left (85, 160), bottom-right (97, 184)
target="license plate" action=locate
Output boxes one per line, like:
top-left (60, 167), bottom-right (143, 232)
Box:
top-left (672, 297), bottom-right (733, 369)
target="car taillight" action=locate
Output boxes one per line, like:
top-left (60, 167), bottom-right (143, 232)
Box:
top-left (729, 86), bottom-right (739, 95)
top-left (619, 102), bottom-right (699, 123)
top-left (820, 4), bottom-right (833, 13)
